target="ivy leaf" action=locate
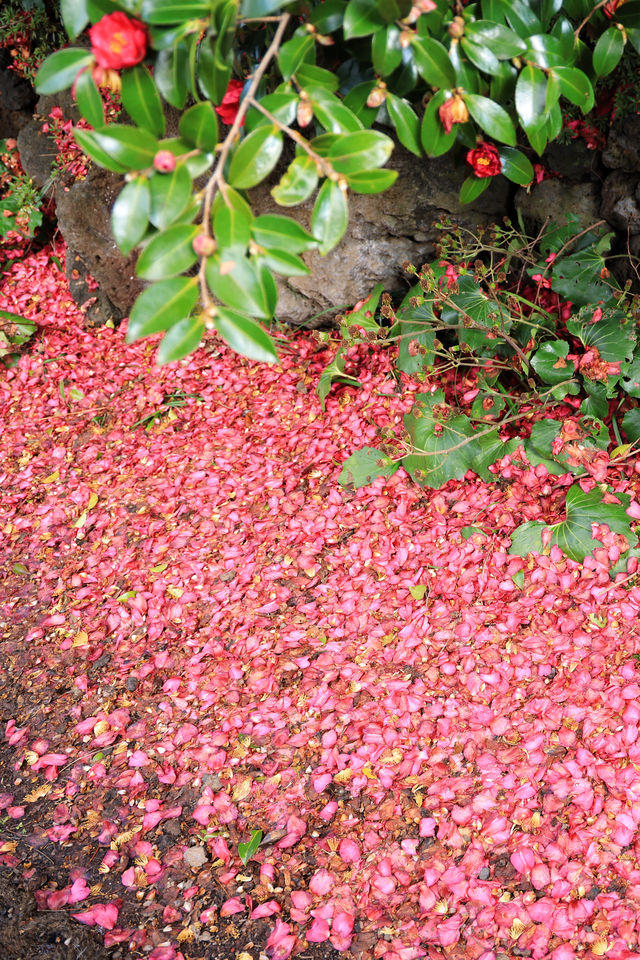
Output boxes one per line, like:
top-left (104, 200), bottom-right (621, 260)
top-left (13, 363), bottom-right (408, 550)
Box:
top-left (622, 408), bottom-right (640, 442)
top-left (317, 346), bottom-right (362, 409)
top-left (509, 484), bottom-right (637, 562)
top-left (339, 446), bottom-right (399, 487)
top-left (393, 286), bottom-right (436, 373)
top-left (622, 355), bottom-right (640, 397)
top-left (531, 340), bottom-right (573, 384)
top-left (548, 233), bottom-right (618, 306)
top-left (566, 304), bottom-right (636, 363)
top-left (339, 283), bottom-right (384, 343)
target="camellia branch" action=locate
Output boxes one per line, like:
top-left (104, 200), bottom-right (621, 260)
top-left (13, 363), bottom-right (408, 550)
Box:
top-left (245, 96), bottom-right (336, 179)
top-left (198, 12), bottom-right (291, 313)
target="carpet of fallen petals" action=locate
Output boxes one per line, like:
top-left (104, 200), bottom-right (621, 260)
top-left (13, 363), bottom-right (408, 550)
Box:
top-left (2, 242), bottom-right (640, 960)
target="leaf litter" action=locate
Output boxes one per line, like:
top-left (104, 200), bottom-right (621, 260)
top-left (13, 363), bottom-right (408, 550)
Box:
top-left (1, 240), bottom-right (640, 960)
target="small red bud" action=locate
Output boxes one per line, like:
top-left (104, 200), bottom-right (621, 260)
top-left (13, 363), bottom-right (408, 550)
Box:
top-left (153, 150), bottom-right (177, 173)
top-left (193, 234), bottom-right (217, 257)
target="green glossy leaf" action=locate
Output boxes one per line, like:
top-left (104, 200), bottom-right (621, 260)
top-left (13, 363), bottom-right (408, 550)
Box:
top-left (525, 34), bottom-right (572, 68)
top-left (566, 304), bottom-right (636, 363)
top-left (245, 91), bottom-right (298, 132)
top-left (205, 254), bottom-right (276, 319)
top-left (464, 94), bottom-right (516, 146)
top-left (377, 0), bottom-right (411, 21)
top-left (343, 0), bottom-right (385, 38)
top-left (394, 288), bottom-right (436, 373)
top-left (461, 38), bottom-right (501, 76)
top-left (86, 125), bottom-right (158, 171)
top-left (155, 41), bottom-right (189, 109)
top-left (346, 168), bottom-right (398, 193)
top-left (111, 177), bottom-right (150, 256)
top-left (258, 248), bottom-right (310, 276)
top-left (498, 146), bottom-right (534, 185)
top-left (522, 116), bottom-right (547, 156)
top-left (311, 0), bottom-right (348, 33)
top-left (61, 0), bottom-right (89, 40)
top-left (411, 36), bottom-right (455, 88)
top-left (295, 63), bottom-right (339, 92)
top-left (421, 90), bottom-right (457, 157)
top-left (617, 2), bottom-right (640, 29)
top-left (214, 308), bottom-right (278, 362)
top-left (141, 0), bottom-right (211, 22)
top-left (459, 176), bottom-right (492, 204)
top-left (509, 484), bottom-right (636, 562)
top-left (339, 446), bottom-right (399, 487)
top-left (35, 49), bottom-right (93, 95)
top-left (317, 345), bottom-right (362, 409)
top-left (251, 215), bottom-right (317, 254)
top-left (121, 65), bottom-right (166, 137)
top-left (515, 64), bottom-right (547, 129)
top-left (311, 180), bottom-right (349, 255)
top-left (626, 26), bottom-right (640, 57)
top-left (74, 68), bottom-right (104, 128)
top-left (548, 233), bottom-right (618, 307)
top-left (386, 94), bottom-right (421, 156)
top-left (278, 28), bottom-right (315, 81)
top-left (157, 314), bottom-right (205, 365)
top-left (240, 0), bottom-right (283, 14)
top-left (552, 66), bottom-right (594, 112)
top-left (136, 224), bottom-right (200, 279)
top-left (593, 26), bottom-right (625, 77)
top-left (307, 89), bottom-right (364, 134)
top-left (228, 126), bottom-right (283, 189)
top-left (504, 0), bottom-right (541, 36)
top-left (271, 155), bottom-right (319, 206)
top-left (127, 277), bottom-right (199, 341)
top-left (465, 20), bottom-right (526, 59)
top-left (343, 82), bottom-right (379, 128)
top-left (372, 26), bottom-right (403, 76)
top-left (580, 380), bottom-right (609, 420)
top-left (196, 31), bottom-right (231, 105)
top-left (339, 284), bottom-right (384, 342)
top-left (327, 130), bottom-right (394, 173)
top-left (149, 163), bottom-right (192, 229)
top-left (72, 128), bottom-right (128, 174)
top-left (214, 202), bottom-right (252, 252)
top-left (179, 102), bottom-right (218, 151)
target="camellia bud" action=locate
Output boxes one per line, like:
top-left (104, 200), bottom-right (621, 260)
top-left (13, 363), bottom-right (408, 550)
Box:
top-left (192, 234), bottom-right (217, 257)
top-left (297, 96), bottom-right (314, 128)
top-left (153, 150), bottom-right (177, 173)
top-left (448, 16), bottom-right (465, 39)
top-left (366, 83), bottom-right (387, 109)
top-left (315, 34), bottom-right (335, 46)
top-left (399, 30), bottom-right (413, 49)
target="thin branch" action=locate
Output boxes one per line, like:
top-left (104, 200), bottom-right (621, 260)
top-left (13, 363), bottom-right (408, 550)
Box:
top-left (245, 96), bottom-right (335, 178)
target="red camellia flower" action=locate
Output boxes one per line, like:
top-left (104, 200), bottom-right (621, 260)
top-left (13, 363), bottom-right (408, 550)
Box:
top-left (215, 79), bottom-right (245, 126)
top-left (466, 142), bottom-right (502, 178)
top-left (89, 12), bottom-right (148, 70)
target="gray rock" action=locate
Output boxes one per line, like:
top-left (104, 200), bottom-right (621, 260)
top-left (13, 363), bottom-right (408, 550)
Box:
top-left (601, 170), bottom-right (640, 234)
top-left (603, 115), bottom-right (640, 172)
top-left (183, 845), bottom-right (208, 869)
top-left (0, 50), bottom-right (36, 139)
top-left (515, 178), bottom-right (602, 235)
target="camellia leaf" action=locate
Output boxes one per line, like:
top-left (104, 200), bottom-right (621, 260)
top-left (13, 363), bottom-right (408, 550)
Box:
top-left (205, 254), bottom-right (275, 319)
top-left (179, 101), bottom-right (219, 152)
top-left (87, 125), bottom-right (159, 171)
top-left (111, 177), bottom-right (151, 256)
top-left (306, 88), bottom-right (364, 134)
top-left (343, 0), bottom-right (386, 38)
top-left (459, 176), bottom-right (492, 204)
top-left (460, 37), bottom-right (501, 76)
top-left (327, 130), bottom-right (394, 174)
top-left (338, 446), bottom-right (399, 487)
top-left (228, 126), bottom-right (283, 189)
top-left (278, 28), bottom-right (315, 81)
top-left (386, 93), bottom-right (421, 156)
top-left (258, 248), bottom-right (310, 276)
top-left (148, 163), bottom-right (193, 229)
top-left (155, 41), bottom-right (189, 109)
top-left (498, 146), bottom-right (534, 184)
top-left (295, 63), bottom-right (339, 92)
top-left (121, 64), bottom-right (166, 137)
top-left (141, 0), bottom-right (211, 23)
top-left (35, 49), bottom-right (93, 95)
top-left (126, 277), bottom-right (199, 341)
top-left (214, 202), bottom-right (253, 252)
top-left (372, 25), bottom-right (403, 76)
top-left (157, 314), bottom-right (205, 365)
top-left (464, 93), bottom-right (516, 145)
top-left (74, 68), bottom-right (104, 128)
top-left (271, 155), bottom-right (319, 206)
top-left (464, 20), bottom-right (526, 58)
top-left (346, 169), bottom-right (399, 193)
top-left (136, 224), bottom-right (200, 279)
top-left (421, 90), bottom-right (457, 157)
top-left (72, 128), bottom-right (128, 174)
top-left (214, 307), bottom-right (279, 362)
top-left (238, 829), bottom-right (263, 866)
top-left (311, 179), bottom-right (349, 255)
top-left (552, 66), bottom-right (594, 113)
top-left (250, 215), bottom-right (317, 254)
top-left (411, 35), bottom-right (456, 88)
top-left (593, 25), bottom-right (625, 77)
top-left (515, 64), bottom-right (548, 129)
top-left (245, 90), bottom-right (299, 132)
top-left (60, 0), bottom-right (89, 39)
top-left (509, 484), bottom-right (637, 562)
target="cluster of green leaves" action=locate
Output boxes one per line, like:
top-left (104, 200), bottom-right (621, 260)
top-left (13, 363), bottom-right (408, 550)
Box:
top-left (334, 217), bottom-right (640, 564)
top-left (0, 307), bottom-right (37, 367)
top-left (0, 140), bottom-right (45, 242)
top-left (34, 0), bottom-right (640, 369)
